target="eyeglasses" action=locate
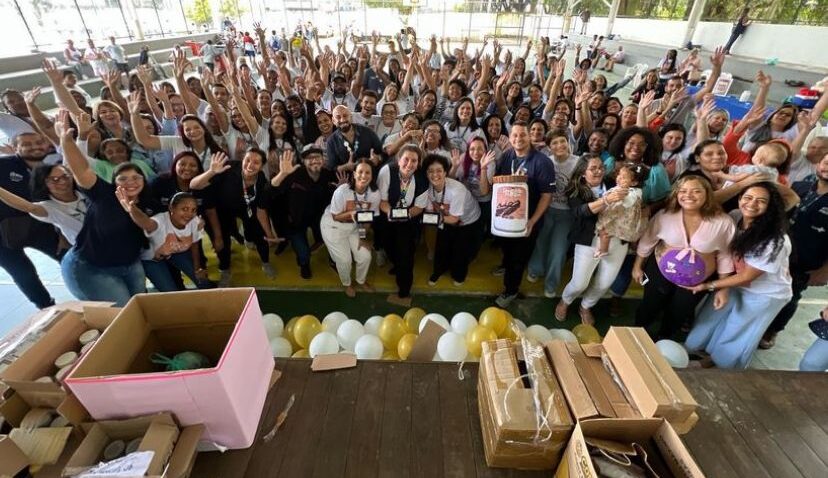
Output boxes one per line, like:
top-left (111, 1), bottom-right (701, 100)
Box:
top-left (115, 175), bottom-right (144, 184)
top-left (47, 174), bottom-right (71, 183)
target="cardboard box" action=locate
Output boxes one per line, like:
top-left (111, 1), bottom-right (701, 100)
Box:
top-left (0, 306), bottom-right (121, 409)
top-left (0, 434), bottom-right (28, 477)
top-left (554, 418), bottom-right (705, 478)
top-left (602, 327), bottom-right (698, 424)
top-left (478, 339), bottom-right (573, 470)
top-left (63, 413), bottom-right (202, 478)
top-left (65, 289), bottom-right (274, 449)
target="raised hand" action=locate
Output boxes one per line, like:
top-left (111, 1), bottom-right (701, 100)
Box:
top-left (496, 135), bottom-right (510, 152)
top-left (115, 186), bottom-right (138, 214)
top-left (41, 59), bottom-right (62, 84)
top-left (279, 149), bottom-right (299, 175)
top-left (710, 46), bottom-right (725, 68)
top-left (209, 152), bottom-right (231, 174)
top-left (639, 90), bottom-right (657, 110)
top-left (24, 86), bottom-right (41, 105)
top-left (755, 70), bottom-right (772, 89)
top-left (136, 64), bottom-right (153, 85)
top-left (555, 58), bottom-right (566, 77)
top-left (75, 112), bottom-right (93, 138)
top-left (480, 150), bottom-right (497, 169)
top-left (127, 91), bottom-right (143, 115)
top-left (696, 94), bottom-right (716, 120)
top-left (369, 149), bottom-right (381, 167)
top-left (450, 148), bottom-right (462, 170)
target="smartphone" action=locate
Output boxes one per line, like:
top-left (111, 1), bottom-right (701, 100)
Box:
top-left (640, 273), bottom-right (650, 286)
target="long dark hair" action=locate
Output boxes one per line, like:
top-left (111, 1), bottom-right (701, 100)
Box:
top-left (178, 114), bottom-right (225, 154)
top-left (167, 151), bottom-right (205, 180)
top-left (564, 154), bottom-right (606, 202)
top-left (748, 104), bottom-right (799, 147)
top-left (347, 158), bottom-right (378, 191)
top-left (659, 123), bottom-right (687, 159)
top-left (461, 136), bottom-right (488, 181)
top-left (481, 114), bottom-right (506, 143)
top-left (31, 164), bottom-right (75, 202)
top-left (730, 182), bottom-right (787, 262)
top-left (608, 126), bottom-right (662, 167)
top-left (112, 162), bottom-right (155, 207)
top-left (266, 112), bottom-right (297, 152)
top-left (448, 97), bottom-right (479, 132)
top-left (421, 119), bottom-right (451, 150)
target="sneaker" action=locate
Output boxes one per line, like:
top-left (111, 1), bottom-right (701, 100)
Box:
top-left (428, 274), bottom-right (438, 287)
top-left (262, 263), bottom-right (276, 279)
top-left (453, 280), bottom-right (465, 287)
top-left (245, 241), bottom-right (256, 250)
top-left (491, 265), bottom-right (505, 276)
top-left (527, 273), bottom-right (540, 283)
top-left (218, 270), bottom-right (232, 287)
top-left (376, 250), bottom-right (387, 267)
top-left (495, 293), bottom-right (518, 308)
top-left (544, 289), bottom-right (556, 299)
top-left (300, 264), bottom-right (312, 280)
top-left (578, 307), bottom-right (596, 326)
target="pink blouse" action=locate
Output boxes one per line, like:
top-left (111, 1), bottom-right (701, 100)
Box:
top-left (637, 210), bottom-right (736, 274)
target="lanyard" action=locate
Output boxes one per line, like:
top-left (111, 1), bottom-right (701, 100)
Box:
top-left (398, 173), bottom-right (412, 207)
top-left (243, 177), bottom-right (257, 215)
top-left (429, 185), bottom-right (445, 207)
top-left (352, 189), bottom-right (369, 210)
top-left (511, 155), bottom-right (528, 175)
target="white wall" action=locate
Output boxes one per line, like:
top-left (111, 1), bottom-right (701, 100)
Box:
top-left (588, 16), bottom-right (828, 69)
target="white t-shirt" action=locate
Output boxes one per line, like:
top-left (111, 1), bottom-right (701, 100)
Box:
top-left (788, 154), bottom-right (816, 184)
top-left (104, 44), bottom-right (126, 63)
top-left (224, 127), bottom-right (268, 162)
top-left (143, 212), bottom-right (202, 261)
top-left (549, 154), bottom-right (580, 209)
top-left (415, 177), bottom-right (481, 225)
top-left (374, 120), bottom-right (401, 145)
top-left (321, 89), bottom-right (358, 111)
top-left (444, 123), bottom-right (483, 153)
top-left (326, 184), bottom-right (382, 230)
top-left (378, 96), bottom-right (413, 115)
top-left (352, 114), bottom-right (380, 131)
top-left (0, 113), bottom-right (35, 145)
top-left (32, 196), bottom-right (88, 245)
top-left (730, 211), bottom-right (793, 300)
top-left (377, 164), bottom-right (420, 207)
top-left (158, 136), bottom-right (214, 169)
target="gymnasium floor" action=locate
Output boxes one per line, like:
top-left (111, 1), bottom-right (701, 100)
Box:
top-left (0, 235), bottom-right (823, 370)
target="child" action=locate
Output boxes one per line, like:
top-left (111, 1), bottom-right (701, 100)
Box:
top-left (594, 162), bottom-right (648, 258)
top-left (719, 138), bottom-right (791, 187)
top-left (118, 190), bottom-right (212, 291)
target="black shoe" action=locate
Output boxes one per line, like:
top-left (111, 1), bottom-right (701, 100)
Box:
top-left (275, 242), bottom-right (289, 255)
top-left (300, 264), bottom-right (312, 280)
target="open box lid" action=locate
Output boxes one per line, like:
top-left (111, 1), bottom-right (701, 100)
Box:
top-left (0, 434), bottom-right (29, 477)
top-left (66, 289), bottom-right (258, 383)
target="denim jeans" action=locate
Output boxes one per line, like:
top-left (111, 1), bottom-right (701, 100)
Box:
top-left (142, 251), bottom-right (202, 292)
top-left (61, 247), bottom-right (146, 306)
top-left (527, 208), bottom-right (574, 294)
top-left (800, 339), bottom-right (828, 371)
top-left (0, 220), bottom-right (61, 308)
top-left (288, 229), bottom-right (312, 267)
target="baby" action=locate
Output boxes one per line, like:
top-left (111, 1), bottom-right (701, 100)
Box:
top-left (595, 162), bottom-right (649, 258)
top-left (720, 139), bottom-right (791, 187)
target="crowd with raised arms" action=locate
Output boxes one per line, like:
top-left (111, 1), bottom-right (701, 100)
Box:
top-left (1, 23), bottom-right (827, 370)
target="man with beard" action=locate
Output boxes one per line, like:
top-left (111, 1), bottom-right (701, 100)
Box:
top-left (271, 146), bottom-right (337, 279)
top-left (0, 132), bottom-right (64, 308)
top-left (326, 105), bottom-right (383, 173)
top-left (321, 72), bottom-right (360, 112)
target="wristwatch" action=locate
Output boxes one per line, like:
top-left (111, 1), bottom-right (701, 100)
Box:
top-left (707, 281), bottom-right (716, 292)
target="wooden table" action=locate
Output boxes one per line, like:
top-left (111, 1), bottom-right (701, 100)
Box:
top-left (192, 359), bottom-right (828, 478)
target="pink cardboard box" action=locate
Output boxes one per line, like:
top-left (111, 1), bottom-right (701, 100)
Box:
top-left (64, 288), bottom-right (274, 449)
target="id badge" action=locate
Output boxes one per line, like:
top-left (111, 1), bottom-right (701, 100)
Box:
top-left (356, 211), bottom-right (374, 224)
top-left (422, 212), bottom-right (440, 226)
top-left (358, 226), bottom-right (367, 239)
top-left (391, 207), bottom-right (409, 220)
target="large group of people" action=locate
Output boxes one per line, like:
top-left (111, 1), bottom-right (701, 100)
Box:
top-left (1, 23), bottom-right (827, 370)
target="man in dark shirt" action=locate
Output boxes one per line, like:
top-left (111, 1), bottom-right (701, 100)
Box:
top-left (273, 145), bottom-right (337, 279)
top-left (0, 132), bottom-right (62, 308)
top-left (762, 157), bottom-right (828, 348)
top-left (493, 122), bottom-right (555, 307)
top-left (326, 105), bottom-right (383, 173)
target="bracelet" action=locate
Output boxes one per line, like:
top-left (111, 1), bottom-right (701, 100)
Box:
top-left (707, 281), bottom-right (716, 292)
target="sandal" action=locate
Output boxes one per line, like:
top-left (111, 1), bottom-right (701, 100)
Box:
top-left (555, 300), bottom-right (568, 322)
top-left (579, 307), bottom-right (596, 326)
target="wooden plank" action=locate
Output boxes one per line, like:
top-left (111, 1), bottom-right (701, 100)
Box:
top-left (679, 372), bottom-right (752, 477)
top-left (377, 362), bottom-right (413, 478)
top-left (343, 360), bottom-right (387, 478)
top-left (690, 371), bottom-right (802, 478)
top-left (747, 372), bottom-right (828, 471)
top-left (278, 366), bottom-right (335, 477)
top-left (723, 371), bottom-right (828, 478)
top-left (243, 358), bottom-right (312, 478)
top-left (438, 363), bottom-right (477, 478)
top-left (311, 366), bottom-right (362, 478)
top-left (410, 363), bottom-right (444, 478)
top-left (784, 373), bottom-right (828, 436)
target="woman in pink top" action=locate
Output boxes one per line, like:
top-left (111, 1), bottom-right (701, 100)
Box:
top-left (632, 175), bottom-right (736, 339)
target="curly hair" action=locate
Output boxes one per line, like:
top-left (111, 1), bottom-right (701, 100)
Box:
top-left (565, 154), bottom-right (606, 202)
top-left (730, 182), bottom-right (788, 263)
top-left (664, 175), bottom-right (723, 219)
top-left (608, 126), bottom-right (662, 167)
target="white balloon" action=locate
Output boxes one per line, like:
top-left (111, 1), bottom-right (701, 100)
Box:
top-left (419, 313), bottom-right (450, 334)
top-left (437, 332), bottom-right (468, 362)
top-left (548, 328), bottom-right (578, 343)
top-left (269, 337), bottom-right (292, 357)
top-left (525, 325), bottom-right (554, 344)
top-left (656, 340), bottom-right (690, 369)
top-left (364, 316), bottom-right (384, 336)
top-left (262, 313), bottom-right (284, 340)
top-left (322, 311), bottom-right (349, 334)
top-left (513, 319), bottom-right (528, 331)
top-left (309, 332), bottom-right (340, 358)
top-left (337, 320), bottom-right (365, 352)
top-left (354, 335), bottom-right (383, 360)
top-left (450, 312), bottom-right (478, 336)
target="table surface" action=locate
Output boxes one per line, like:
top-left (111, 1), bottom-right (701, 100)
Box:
top-left (192, 359), bottom-right (828, 478)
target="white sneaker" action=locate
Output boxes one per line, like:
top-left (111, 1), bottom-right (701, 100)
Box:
top-left (376, 250), bottom-right (387, 267)
top-left (245, 241), bottom-right (256, 250)
top-left (527, 273), bottom-right (540, 283)
top-left (544, 289), bottom-right (557, 299)
top-left (453, 280), bottom-right (465, 287)
top-left (262, 263), bottom-right (276, 279)
top-left (218, 270), bottom-right (232, 288)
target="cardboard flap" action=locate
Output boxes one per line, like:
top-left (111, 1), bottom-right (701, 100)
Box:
top-left (82, 306), bottom-right (122, 330)
top-left (407, 321), bottom-right (446, 361)
top-left (140, 417), bottom-right (180, 475)
top-left (164, 424), bottom-right (204, 478)
top-left (0, 435), bottom-right (29, 477)
top-left (579, 418), bottom-right (664, 442)
top-left (0, 392), bottom-right (29, 427)
top-left (545, 340), bottom-right (600, 420)
top-left (311, 353), bottom-right (357, 371)
top-left (57, 393), bottom-right (90, 426)
top-left (654, 421), bottom-right (706, 478)
top-left (9, 426), bottom-right (72, 466)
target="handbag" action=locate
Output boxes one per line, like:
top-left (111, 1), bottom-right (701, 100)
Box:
top-left (0, 216), bottom-right (33, 249)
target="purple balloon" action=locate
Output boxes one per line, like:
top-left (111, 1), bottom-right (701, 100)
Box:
top-left (657, 249), bottom-right (707, 287)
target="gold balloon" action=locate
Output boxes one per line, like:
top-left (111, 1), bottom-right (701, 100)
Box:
top-left (466, 325), bottom-right (497, 358)
top-left (378, 314), bottom-right (407, 350)
top-left (572, 324), bottom-right (602, 344)
top-left (284, 316), bottom-right (300, 350)
top-left (292, 349), bottom-right (309, 358)
top-left (294, 315), bottom-right (322, 349)
top-left (479, 307), bottom-right (508, 336)
top-left (403, 307), bottom-right (427, 334)
top-left (397, 333), bottom-right (418, 360)
top-left (382, 350), bottom-right (400, 361)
